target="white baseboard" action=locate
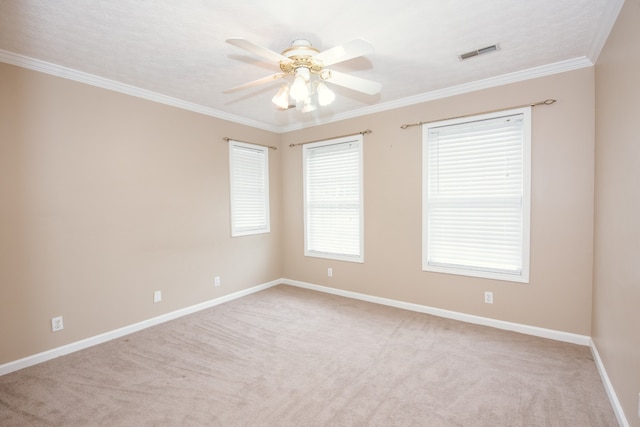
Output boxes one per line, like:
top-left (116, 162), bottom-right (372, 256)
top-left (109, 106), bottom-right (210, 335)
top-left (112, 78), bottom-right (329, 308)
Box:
top-left (285, 279), bottom-right (628, 424)
top-left (590, 339), bottom-right (629, 427)
top-left (281, 278), bottom-right (591, 346)
top-left (0, 278), bottom-right (592, 375)
top-left (2, 277), bottom-right (626, 425)
top-left (0, 279), bottom-right (281, 376)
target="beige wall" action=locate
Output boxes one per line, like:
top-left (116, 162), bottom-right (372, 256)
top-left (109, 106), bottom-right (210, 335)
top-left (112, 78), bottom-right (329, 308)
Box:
top-left (593, 0), bottom-right (640, 424)
top-left (282, 68), bottom-right (596, 336)
top-left (1, 18), bottom-right (635, 420)
top-left (0, 63), bottom-right (283, 364)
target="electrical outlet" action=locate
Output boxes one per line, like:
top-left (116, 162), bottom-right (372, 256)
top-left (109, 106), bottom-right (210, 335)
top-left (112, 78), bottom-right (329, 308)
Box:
top-left (484, 291), bottom-right (493, 304)
top-left (327, 268), bottom-right (333, 277)
top-left (153, 290), bottom-right (162, 303)
top-left (214, 276), bottom-right (221, 287)
top-left (51, 316), bottom-right (64, 332)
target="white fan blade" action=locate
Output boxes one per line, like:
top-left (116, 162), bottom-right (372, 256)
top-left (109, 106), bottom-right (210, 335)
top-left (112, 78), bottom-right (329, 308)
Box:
top-left (226, 38), bottom-right (292, 64)
top-left (325, 70), bottom-right (381, 95)
top-left (315, 38), bottom-right (374, 67)
top-left (224, 73), bottom-right (286, 93)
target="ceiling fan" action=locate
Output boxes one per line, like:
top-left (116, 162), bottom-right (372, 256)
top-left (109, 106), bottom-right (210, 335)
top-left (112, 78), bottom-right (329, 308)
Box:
top-left (224, 37), bottom-right (381, 112)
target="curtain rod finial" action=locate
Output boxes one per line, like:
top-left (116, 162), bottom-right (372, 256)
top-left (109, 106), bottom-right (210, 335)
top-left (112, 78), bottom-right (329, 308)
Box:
top-left (533, 99), bottom-right (557, 107)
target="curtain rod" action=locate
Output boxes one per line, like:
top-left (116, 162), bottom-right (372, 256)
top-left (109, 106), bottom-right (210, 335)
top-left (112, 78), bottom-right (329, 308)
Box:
top-left (288, 129), bottom-right (372, 148)
top-left (399, 99), bottom-right (556, 129)
top-left (223, 137), bottom-right (278, 150)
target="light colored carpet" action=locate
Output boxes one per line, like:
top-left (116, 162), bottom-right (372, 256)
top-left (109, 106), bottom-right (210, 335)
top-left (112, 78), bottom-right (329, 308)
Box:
top-left (0, 285), bottom-right (617, 426)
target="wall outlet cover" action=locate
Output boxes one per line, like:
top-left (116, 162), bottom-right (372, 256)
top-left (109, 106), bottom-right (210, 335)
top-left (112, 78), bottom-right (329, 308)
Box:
top-left (51, 316), bottom-right (64, 332)
top-left (484, 291), bottom-right (493, 304)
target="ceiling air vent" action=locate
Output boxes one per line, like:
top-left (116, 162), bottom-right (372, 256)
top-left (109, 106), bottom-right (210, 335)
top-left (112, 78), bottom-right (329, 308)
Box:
top-left (459, 44), bottom-right (499, 60)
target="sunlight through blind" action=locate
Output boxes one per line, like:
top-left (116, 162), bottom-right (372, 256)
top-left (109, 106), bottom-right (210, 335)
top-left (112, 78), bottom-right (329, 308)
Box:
top-left (229, 140), bottom-right (270, 237)
top-left (304, 135), bottom-right (363, 262)
top-left (423, 108), bottom-right (530, 282)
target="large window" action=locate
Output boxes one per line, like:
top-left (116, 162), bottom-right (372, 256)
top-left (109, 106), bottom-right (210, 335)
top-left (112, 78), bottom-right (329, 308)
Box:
top-left (229, 140), bottom-right (270, 237)
top-left (422, 107), bottom-right (531, 283)
top-left (303, 135), bottom-right (363, 262)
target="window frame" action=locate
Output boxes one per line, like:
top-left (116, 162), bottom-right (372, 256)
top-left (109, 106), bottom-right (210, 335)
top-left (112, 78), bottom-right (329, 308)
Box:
top-left (303, 134), bottom-right (364, 263)
top-left (228, 140), bottom-right (270, 237)
top-left (422, 107), bottom-right (531, 283)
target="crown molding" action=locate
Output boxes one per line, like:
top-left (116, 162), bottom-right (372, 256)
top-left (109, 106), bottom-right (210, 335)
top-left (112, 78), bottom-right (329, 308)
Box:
top-left (279, 56), bottom-right (594, 133)
top-left (0, 49), bottom-right (282, 133)
top-left (1, 49), bottom-right (592, 135)
top-left (587, 0), bottom-right (625, 63)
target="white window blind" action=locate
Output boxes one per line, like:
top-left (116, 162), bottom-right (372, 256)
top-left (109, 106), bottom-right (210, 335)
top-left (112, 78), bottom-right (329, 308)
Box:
top-left (229, 140), bottom-right (270, 237)
top-left (303, 135), bottom-right (363, 262)
top-left (423, 108), bottom-right (530, 282)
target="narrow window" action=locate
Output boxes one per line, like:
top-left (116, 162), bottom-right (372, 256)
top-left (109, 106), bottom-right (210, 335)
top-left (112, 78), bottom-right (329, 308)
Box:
top-left (423, 107), bottom-right (531, 282)
top-left (303, 135), bottom-right (364, 262)
top-left (229, 140), bottom-right (270, 237)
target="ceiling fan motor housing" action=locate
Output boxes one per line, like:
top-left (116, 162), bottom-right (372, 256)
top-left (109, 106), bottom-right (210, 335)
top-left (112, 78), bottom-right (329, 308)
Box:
top-left (280, 39), bottom-right (323, 75)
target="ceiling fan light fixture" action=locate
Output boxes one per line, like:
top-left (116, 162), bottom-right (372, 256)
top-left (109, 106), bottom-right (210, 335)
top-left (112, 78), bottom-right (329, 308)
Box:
top-left (272, 84), bottom-right (290, 109)
top-left (316, 82), bottom-right (335, 106)
top-left (300, 97), bottom-right (317, 113)
top-left (290, 68), bottom-right (311, 102)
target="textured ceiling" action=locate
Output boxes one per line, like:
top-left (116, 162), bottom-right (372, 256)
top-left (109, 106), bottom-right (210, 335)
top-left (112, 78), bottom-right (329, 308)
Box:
top-left (0, 0), bottom-right (624, 132)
